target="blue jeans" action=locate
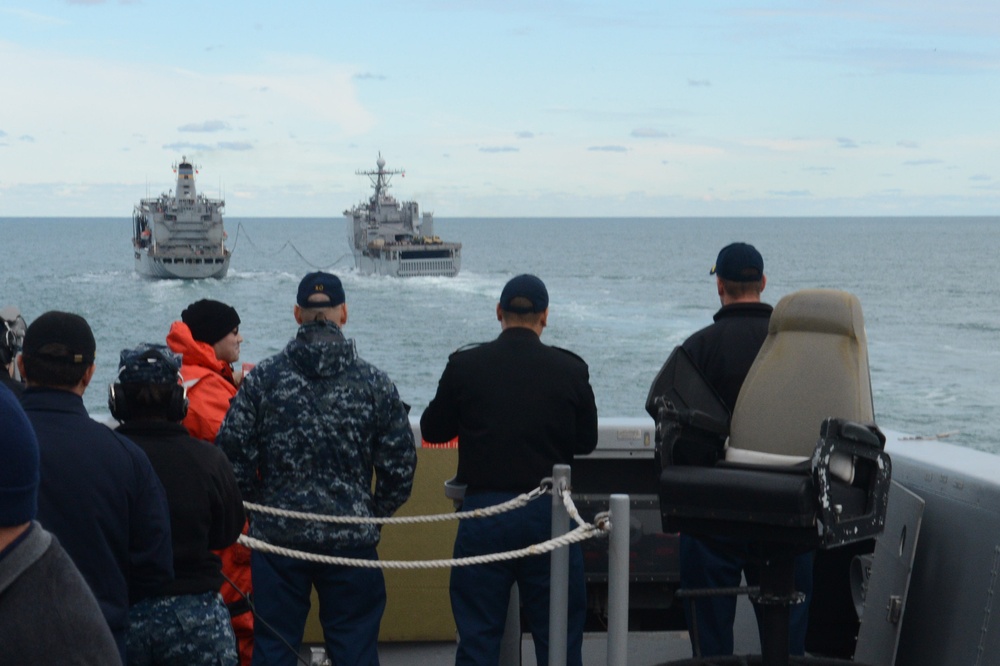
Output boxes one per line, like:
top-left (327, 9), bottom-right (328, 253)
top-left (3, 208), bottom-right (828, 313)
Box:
top-left (250, 548), bottom-right (386, 666)
top-left (679, 534), bottom-right (813, 657)
top-left (450, 492), bottom-right (586, 666)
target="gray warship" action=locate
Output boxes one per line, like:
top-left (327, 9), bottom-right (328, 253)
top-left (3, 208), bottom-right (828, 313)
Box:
top-left (344, 155), bottom-right (461, 277)
top-left (132, 157), bottom-right (231, 279)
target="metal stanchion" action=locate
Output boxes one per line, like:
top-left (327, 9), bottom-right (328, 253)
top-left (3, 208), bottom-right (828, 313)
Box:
top-left (549, 464), bottom-right (571, 666)
top-left (607, 494), bottom-right (630, 666)
top-left (500, 583), bottom-right (521, 665)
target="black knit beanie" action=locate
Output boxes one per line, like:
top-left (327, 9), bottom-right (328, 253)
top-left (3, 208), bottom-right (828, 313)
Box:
top-left (181, 300), bottom-right (241, 345)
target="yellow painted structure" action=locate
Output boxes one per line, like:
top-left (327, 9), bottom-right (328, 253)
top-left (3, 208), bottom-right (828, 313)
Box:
top-left (303, 447), bottom-right (460, 642)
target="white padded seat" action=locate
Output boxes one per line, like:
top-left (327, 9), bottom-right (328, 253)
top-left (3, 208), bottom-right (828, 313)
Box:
top-left (725, 289), bottom-right (874, 481)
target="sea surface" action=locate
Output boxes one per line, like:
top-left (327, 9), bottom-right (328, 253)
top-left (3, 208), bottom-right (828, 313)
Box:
top-left (3, 216), bottom-right (999, 453)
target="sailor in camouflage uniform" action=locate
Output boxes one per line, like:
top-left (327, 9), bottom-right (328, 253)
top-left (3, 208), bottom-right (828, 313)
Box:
top-left (421, 274), bottom-right (599, 666)
top-left (111, 344), bottom-right (245, 666)
top-left (217, 272), bottom-right (416, 666)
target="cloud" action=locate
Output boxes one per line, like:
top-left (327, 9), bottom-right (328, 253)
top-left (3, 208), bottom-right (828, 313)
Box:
top-left (688, 79), bottom-right (711, 87)
top-left (768, 189), bottom-right (813, 197)
top-left (162, 142), bottom-right (213, 152)
top-left (217, 141), bottom-right (254, 151)
top-left (0, 7), bottom-right (66, 24)
top-left (631, 128), bottom-right (671, 138)
top-left (515, 131), bottom-right (534, 139)
top-left (162, 141), bottom-right (254, 152)
top-left (19, 135), bottom-right (35, 143)
top-left (836, 137), bottom-right (858, 149)
top-left (479, 146), bottom-right (519, 153)
top-left (970, 173), bottom-right (992, 181)
top-left (588, 145), bottom-right (628, 152)
top-left (803, 166), bottom-right (833, 175)
top-left (178, 120), bottom-right (231, 133)
top-left (0, 130), bottom-right (6, 138)
top-left (897, 140), bottom-right (920, 149)
top-left (903, 159), bottom-right (944, 166)
top-left (354, 72), bottom-right (386, 81)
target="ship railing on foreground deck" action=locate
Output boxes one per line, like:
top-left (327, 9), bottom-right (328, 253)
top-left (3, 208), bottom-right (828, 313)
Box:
top-left (238, 464), bottom-right (630, 666)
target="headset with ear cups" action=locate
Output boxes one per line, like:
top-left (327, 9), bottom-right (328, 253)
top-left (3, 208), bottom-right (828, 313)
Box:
top-left (108, 348), bottom-right (189, 423)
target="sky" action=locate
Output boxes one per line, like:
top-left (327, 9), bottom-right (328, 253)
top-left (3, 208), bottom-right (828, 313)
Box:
top-left (2, 0), bottom-right (1000, 218)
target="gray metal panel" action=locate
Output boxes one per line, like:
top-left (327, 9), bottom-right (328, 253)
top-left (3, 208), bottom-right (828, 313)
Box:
top-left (886, 436), bottom-right (1000, 666)
top-left (854, 480), bottom-right (925, 666)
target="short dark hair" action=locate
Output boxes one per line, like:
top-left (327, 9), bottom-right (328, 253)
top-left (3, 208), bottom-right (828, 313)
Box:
top-left (119, 383), bottom-right (177, 421)
top-left (20, 354), bottom-right (90, 388)
top-left (720, 277), bottom-right (764, 300)
top-left (500, 308), bottom-right (545, 327)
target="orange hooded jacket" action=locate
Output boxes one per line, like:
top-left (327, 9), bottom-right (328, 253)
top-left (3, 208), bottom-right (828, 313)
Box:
top-left (166, 320), bottom-right (254, 666)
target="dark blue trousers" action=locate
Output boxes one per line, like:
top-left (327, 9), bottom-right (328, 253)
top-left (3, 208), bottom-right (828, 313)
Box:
top-left (250, 548), bottom-right (386, 666)
top-left (679, 534), bottom-right (813, 657)
top-left (450, 492), bottom-right (586, 666)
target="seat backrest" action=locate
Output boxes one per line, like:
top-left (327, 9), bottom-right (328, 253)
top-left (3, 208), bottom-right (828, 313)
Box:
top-left (727, 289), bottom-right (873, 466)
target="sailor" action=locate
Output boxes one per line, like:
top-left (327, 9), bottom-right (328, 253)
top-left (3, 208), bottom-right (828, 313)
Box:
top-left (216, 271), bottom-right (416, 666)
top-left (1, 305), bottom-right (27, 397)
top-left (165, 299), bottom-right (254, 666)
top-left (421, 273), bottom-right (599, 666)
top-left (110, 344), bottom-right (245, 666)
top-left (18, 311), bottom-right (174, 663)
top-left (665, 242), bottom-right (813, 658)
top-left (0, 386), bottom-right (123, 665)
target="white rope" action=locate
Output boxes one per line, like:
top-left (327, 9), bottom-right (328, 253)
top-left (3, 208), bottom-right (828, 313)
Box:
top-left (238, 519), bottom-right (609, 569)
top-left (242, 484), bottom-right (550, 525)
top-left (559, 486), bottom-right (590, 529)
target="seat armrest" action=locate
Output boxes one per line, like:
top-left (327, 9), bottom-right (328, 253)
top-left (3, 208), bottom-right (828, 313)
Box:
top-left (811, 418), bottom-right (891, 547)
top-left (655, 397), bottom-right (729, 468)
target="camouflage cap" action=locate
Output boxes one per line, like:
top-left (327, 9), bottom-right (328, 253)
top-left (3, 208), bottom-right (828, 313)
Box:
top-left (117, 344), bottom-right (182, 385)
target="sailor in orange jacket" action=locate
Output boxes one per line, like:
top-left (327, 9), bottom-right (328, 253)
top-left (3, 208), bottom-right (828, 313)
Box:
top-left (166, 299), bottom-right (254, 666)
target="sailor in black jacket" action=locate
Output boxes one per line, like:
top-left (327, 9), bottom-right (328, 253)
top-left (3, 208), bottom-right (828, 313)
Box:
top-left (421, 274), bottom-right (598, 666)
top-left (109, 344), bottom-right (245, 666)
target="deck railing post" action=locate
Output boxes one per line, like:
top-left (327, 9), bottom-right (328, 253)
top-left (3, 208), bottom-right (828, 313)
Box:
top-left (549, 464), bottom-right (571, 666)
top-left (499, 583), bottom-right (521, 665)
top-left (608, 494), bottom-right (630, 665)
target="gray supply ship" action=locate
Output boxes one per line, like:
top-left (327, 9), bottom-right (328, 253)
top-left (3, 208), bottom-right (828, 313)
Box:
top-left (344, 155), bottom-right (461, 277)
top-left (132, 157), bottom-right (231, 279)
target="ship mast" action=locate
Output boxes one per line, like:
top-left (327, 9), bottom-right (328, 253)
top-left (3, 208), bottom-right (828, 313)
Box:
top-left (356, 153), bottom-right (404, 214)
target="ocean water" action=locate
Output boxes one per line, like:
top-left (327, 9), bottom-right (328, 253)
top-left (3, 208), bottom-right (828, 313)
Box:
top-left (3, 216), bottom-right (999, 453)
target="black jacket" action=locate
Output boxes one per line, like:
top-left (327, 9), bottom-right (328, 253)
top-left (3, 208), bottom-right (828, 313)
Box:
top-left (421, 327), bottom-right (598, 492)
top-left (20, 388), bottom-right (173, 642)
top-left (681, 301), bottom-right (773, 413)
top-left (116, 420), bottom-right (245, 596)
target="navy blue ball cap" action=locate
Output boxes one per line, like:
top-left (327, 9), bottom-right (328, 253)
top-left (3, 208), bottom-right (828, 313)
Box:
top-left (499, 274), bottom-right (549, 314)
top-left (22, 311), bottom-right (96, 365)
top-left (710, 242), bottom-right (764, 282)
top-left (117, 344), bottom-right (182, 385)
top-left (297, 272), bottom-right (346, 308)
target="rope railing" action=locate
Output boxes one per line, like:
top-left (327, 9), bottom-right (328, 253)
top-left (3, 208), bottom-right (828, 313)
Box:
top-left (242, 481), bottom-right (551, 526)
top-left (237, 479), bottom-right (611, 569)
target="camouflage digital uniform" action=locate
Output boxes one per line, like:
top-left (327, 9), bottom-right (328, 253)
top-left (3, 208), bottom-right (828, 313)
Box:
top-left (216, 320), bottom-right (416, 666)
top-left (126, 592), bottom-right (237, 666)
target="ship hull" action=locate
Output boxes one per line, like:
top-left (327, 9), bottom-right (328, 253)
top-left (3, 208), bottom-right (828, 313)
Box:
top-left (349, 245), bottom-right (461, 278)
top-left (135, 250), bottom-right (230, 279)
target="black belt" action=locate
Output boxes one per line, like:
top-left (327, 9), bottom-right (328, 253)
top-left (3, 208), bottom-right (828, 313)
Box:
top-left (226, 597), bottom-right (252, 617)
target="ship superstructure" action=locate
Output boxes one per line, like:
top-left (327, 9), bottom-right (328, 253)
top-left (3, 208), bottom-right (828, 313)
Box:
top-left (132, 157), bottom-right (231, 279)
top-left (344, 155), bottom-right (460, 277)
